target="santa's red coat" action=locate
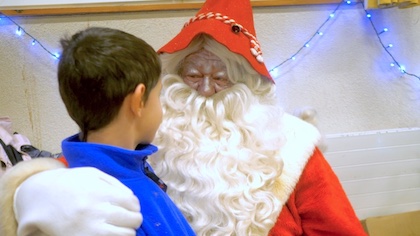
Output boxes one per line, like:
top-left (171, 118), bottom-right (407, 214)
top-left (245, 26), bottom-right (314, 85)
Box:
top-left (55, 148), bottom-right (367, 235)
top-left (270, 148), bottom-right (367, 235)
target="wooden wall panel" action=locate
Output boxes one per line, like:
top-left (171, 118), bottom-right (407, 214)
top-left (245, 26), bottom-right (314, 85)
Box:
top-left (324, 128), bottom-right (420, 220)
top-left (0, 0), bottom-right (341, 16)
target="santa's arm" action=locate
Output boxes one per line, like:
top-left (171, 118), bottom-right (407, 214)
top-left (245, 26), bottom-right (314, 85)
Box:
top-left (0, 158), bottom-right (65, 235)
top-left (0, 158), bottom-right (142, 236)
top-left (294, 148), bottom-right (367, 235)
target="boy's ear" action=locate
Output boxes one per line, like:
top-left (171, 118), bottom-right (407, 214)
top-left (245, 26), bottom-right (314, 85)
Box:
top-left (131, 83), bottom-right (146, 116)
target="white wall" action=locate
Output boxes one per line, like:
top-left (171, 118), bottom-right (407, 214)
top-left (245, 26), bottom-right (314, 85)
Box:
top-left (324, 128), bottom-right (420, 219)
top-left (0, 3), bottom-right (419, 153)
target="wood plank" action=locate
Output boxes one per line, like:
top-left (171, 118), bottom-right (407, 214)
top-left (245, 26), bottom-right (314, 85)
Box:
top-left (340, 173), bottom-right (420, 195)
top-left (324, 128), bottom-right (420, 220)
top-left (325, 128), bottom-right (420, 152)
top-left (325, 144), bottom-right (420, 167)
top-left (349, 188), bottom-right (420, 210)
top-left (332, 159), bottom-right (420, 181)
top-left (0, 0), bottom-right (341, 16)
top-left (356, 202), bottom-right (420, 220)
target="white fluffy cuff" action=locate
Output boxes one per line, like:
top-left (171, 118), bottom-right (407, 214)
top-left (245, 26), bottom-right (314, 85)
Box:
top-left (0, 158), bottom-right (65, 236)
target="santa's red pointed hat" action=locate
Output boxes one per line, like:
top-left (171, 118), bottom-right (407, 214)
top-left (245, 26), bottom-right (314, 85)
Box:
top-left (158, 0), bottom-right (274, 83)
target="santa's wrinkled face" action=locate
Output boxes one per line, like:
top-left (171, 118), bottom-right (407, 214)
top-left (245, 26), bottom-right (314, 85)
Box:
top-left (154, 64), bottom-right (283, 235)
top-left (179, 49), bottom-right (233, 97)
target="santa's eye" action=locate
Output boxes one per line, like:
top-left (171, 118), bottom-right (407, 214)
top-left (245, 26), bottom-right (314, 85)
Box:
top-left (184, 73), bottom-right (202, 82)
top-left (212, 72), bottom-right (230, 86)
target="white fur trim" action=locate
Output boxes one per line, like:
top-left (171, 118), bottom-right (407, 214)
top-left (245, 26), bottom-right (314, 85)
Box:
top-left (0, 158), bottom-right (65, 236)
top-left (273, 113), bottom-right (321, 204)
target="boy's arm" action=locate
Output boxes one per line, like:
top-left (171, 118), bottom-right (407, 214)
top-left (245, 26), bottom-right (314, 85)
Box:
top-left (0, 158), bottom-right (142, 236)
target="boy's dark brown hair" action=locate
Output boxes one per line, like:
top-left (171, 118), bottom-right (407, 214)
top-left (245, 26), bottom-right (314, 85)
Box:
top-left (58, 27), bottom-right (161, 140)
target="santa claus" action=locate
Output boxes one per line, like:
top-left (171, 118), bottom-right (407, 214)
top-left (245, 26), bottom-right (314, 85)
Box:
top-left (0, 0), bottom-right (367, 235)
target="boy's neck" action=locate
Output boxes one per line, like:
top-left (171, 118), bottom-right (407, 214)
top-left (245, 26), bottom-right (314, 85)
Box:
top-left (87, 118), bottom-right (137, 150)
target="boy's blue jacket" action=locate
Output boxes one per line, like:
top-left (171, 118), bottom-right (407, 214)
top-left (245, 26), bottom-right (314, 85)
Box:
top-left (62, 134), bottom-right (195, 236)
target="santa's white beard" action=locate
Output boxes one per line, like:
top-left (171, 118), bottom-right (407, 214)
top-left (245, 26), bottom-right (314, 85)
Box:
top-left (150, 75), bottom-right (286, 236)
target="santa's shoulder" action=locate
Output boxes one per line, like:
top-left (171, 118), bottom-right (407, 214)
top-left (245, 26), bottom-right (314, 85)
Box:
top-left (273, 113), bottom-right (322, 203)
top-left (281, 113), bottom-right (321, 151)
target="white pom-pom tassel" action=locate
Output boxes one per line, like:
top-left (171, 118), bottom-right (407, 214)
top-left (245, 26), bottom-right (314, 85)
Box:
top-left (250, 48), bottom-right (258, 56)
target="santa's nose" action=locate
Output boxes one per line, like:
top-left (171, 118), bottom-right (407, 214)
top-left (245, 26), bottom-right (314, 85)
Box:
top-left (196, 77), bottom-right (216, 97)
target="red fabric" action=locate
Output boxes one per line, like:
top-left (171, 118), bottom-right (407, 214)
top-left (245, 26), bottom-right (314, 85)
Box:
top-left (57, 148), bottom-right (366, 235)
top-left (56, 156), bottom-right (69, 167)
top-left (269, 148), bottom-right (368, 236)
top-left (158, 0), bottom-right (274, 82)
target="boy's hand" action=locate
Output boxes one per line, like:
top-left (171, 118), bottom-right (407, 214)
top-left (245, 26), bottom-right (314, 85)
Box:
top-left (14, 167), bottom-right (142, 236)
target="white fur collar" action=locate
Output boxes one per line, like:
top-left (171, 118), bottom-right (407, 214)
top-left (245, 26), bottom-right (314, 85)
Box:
top-left (273, 113), bottom-right (321, 204)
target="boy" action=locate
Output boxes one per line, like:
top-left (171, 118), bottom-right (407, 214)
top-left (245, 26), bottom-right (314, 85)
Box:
top-left (56, 27), bottom-right (194, 236)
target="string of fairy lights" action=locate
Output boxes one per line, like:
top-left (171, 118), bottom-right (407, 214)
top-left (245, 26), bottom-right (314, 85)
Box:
top-left (0, 0), bottom-right (419, 80)
top-left (1, 15), bottom-right (60, 59)
top-left (268, 0), bottom-right (419, 80)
